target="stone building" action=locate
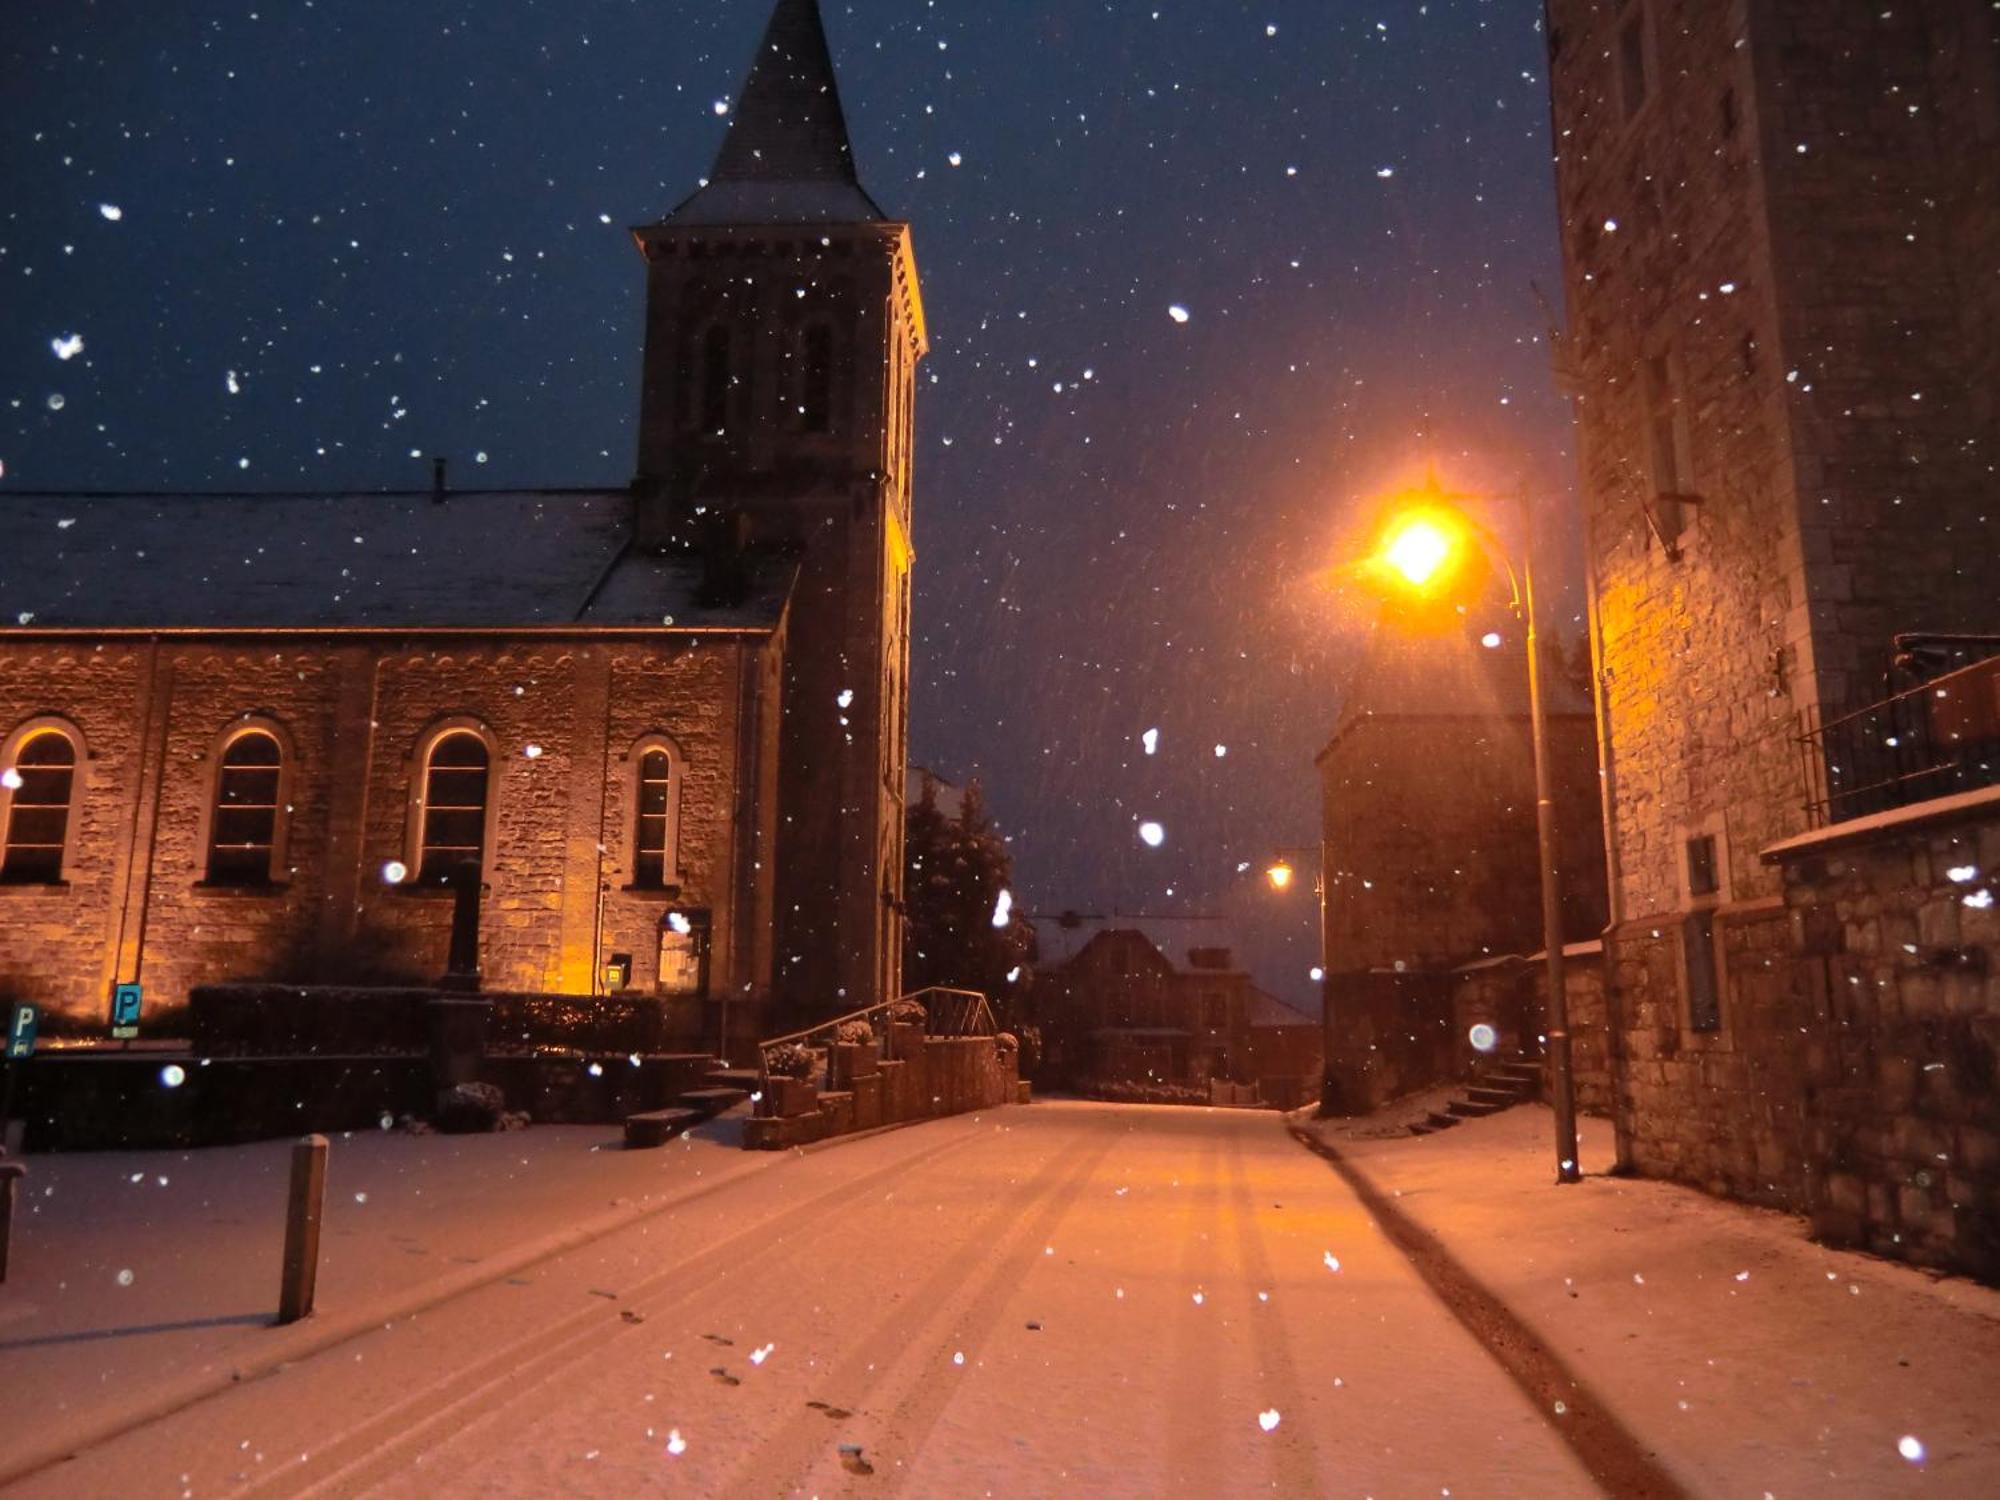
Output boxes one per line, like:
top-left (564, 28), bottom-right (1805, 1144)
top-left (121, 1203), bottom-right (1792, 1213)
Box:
top-left (1034, 930), bottom-right (1320, 1103)
top-left (1547, 0), bottom-right (2000, 1274)
top-left (1316, 628), bottom-right (1609, 1112)
top-left (0, 0), bottom-right (924, 1044)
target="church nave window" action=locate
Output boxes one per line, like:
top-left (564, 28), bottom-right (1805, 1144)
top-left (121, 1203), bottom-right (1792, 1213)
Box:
top-left (417, 730), bottom-right (492, 885)
top-left (0, 724), bottom-right (79, 885)
top-left (626, 735), bottom-right (683, 891)
top-left (206, 726), bottom-right (286, 886)
top-left (634, 747), bottom-right (672, 888)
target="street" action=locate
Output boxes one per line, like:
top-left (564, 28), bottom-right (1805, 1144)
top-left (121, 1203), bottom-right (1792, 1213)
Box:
top-left (7, 1104), bottom-right (1598, 1498)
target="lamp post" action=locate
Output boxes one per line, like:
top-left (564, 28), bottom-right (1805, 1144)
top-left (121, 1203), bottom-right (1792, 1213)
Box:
top-left (1262, 847), bottom-right (1333, 1113)
top-left (1370, 490), bottom-right (1581, 1185)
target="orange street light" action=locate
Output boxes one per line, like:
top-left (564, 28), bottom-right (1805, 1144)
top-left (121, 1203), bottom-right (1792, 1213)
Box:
top-left (1378, 513), bottom-right (1460, 589)
top-left (1361, 484), bottom-right (1582, 1187)
top-left (1265, 859), bottom-right (1295, 892)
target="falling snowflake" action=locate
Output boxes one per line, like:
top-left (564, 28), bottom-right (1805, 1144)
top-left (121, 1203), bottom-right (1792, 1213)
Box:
top-left (1167, 305), bottom-right (1190, 324)
top-left (1141, 727), bottom-right (1159, 755)
top-left (1138, 821), bottom-right (1165, 847)
top-left (98, 203), bottom-right (123, 221)
top-left (1257, 1409), bottom-right (1281, 1432)
top-left (50, 334), bottom-right (83, 361)
top-left (1323, 1252), bottom-right (1341, 1273)
top-left (991, 888), bottom-right (1014, 929)
top-left (665, 1430), bottom-right (687, 1456)
top-left (1897, 1435), bottom-right (1925, 1463)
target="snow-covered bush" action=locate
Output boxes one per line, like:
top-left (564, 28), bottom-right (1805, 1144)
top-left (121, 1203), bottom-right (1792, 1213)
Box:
top-left (834, 1018), bottom-right (875, 1046)
top-left (766, 1042), bottom-right (816, 1080)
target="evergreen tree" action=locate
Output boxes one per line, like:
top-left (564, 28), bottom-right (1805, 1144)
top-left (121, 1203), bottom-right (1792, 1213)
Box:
top-left (903, 773), bottom-right (1036, 1022)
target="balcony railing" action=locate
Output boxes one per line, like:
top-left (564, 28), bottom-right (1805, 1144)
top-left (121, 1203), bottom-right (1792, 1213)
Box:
top-left (1799, 647), bottom-right (2000, 826)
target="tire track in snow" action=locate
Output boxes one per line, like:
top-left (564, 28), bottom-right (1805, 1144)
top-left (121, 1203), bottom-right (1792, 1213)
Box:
top-left (1163, 1125), bottom-right (1227, 1497)
top-left (1223, 1126), bottom-right (1323, 1495)
top-left (711, 1117), bottom-right (1117, 1498)
top-left (854, 1119), bottom-right (1119, 1499)
top-left (247, 1126), bottom-right (983, 1500)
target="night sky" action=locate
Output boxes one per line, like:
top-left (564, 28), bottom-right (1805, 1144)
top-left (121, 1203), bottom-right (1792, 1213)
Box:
top-left (1, 0), bottom-right (1577, 1008)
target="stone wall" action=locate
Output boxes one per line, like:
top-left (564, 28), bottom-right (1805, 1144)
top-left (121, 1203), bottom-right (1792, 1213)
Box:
top-left (1772, 802), bottom-right (2000, 1280)
top-left (1321, 711), bottom-right (1604, 975)
top-left (0, 633), bottom-right (780, 1029)
top-left (1452, 950), bottom-right (1614, 1118)
top-left (1547, 0), bottom-right (2000, 1268)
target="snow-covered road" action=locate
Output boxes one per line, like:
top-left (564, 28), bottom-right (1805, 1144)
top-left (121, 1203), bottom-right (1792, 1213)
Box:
top-left (5, 1102), bottom-right (1598, 1498)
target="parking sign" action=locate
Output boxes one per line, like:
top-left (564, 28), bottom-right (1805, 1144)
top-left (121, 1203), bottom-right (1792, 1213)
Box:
top-left (5, 1004), bottom-right (35, 1060)
top-left (110, 983), bottom-right (143, 1039)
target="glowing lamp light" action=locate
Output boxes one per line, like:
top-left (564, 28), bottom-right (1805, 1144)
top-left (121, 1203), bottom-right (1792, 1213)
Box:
top-left (380, 859), bottom-right (408, 885)
top-left (1266, 860), bottom-right (1295, 892)
top-left (1380, 515), bottom-right (1457, 588)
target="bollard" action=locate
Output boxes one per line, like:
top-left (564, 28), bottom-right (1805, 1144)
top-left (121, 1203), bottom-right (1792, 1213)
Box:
top-left (0, 1161), bottom-right (25, 1284)
top-left (277, 1134), bottom-right (328, 1324)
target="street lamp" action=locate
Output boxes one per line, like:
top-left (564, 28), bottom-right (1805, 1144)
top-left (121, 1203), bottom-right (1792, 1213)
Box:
top-left (1364, 486), bottom-right (1582, 1185)
top-left (1261, 845), bottom-right (1330, 1106)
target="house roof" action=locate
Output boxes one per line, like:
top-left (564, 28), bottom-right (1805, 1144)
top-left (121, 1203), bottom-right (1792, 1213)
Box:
top-left (663, 0), bottom-right (886, 227)
top-left (0, 489), bottom-right (794, 633)
top-left (1247, 988), bottom-right (1317, 1029)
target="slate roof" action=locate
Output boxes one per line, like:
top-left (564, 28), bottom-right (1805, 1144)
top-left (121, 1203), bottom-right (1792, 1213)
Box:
top-left (663, 0), bottom-right (886, 227)
top-left (0, 489), bottom-right (793, 632)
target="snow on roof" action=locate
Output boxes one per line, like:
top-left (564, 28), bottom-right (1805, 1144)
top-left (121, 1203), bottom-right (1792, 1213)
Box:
top-left (0, 489), bottom-right (793, 632)
top-left (1246, 988), bottom-right (1317, 1029)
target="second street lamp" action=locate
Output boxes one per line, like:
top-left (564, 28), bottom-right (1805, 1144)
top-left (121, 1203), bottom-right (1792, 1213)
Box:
top-left (1364, 486), bottom-right (1583, 1186)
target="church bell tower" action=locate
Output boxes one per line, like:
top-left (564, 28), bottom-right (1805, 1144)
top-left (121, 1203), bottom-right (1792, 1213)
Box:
top-left (631, 0), bottom-right (925, 1020)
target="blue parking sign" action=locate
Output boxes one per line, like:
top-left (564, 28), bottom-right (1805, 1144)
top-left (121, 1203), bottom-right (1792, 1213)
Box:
top-left (5, 1003), bottom-right (35, 1060)
top-left (111, 983), bottom-right (143, 1037)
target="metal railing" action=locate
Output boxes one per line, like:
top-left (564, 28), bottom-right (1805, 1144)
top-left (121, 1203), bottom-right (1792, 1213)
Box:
top-left (755, 986), bottom-right (992, 1078)
top-left (1799, 650), bottom-right (2000, 826)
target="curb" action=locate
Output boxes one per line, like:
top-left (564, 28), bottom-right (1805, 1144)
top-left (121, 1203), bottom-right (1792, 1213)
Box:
top-left (1285, 1119), bottom-right (1694, 1499)
top-left (0, 1111), bottom-right (964, 1491)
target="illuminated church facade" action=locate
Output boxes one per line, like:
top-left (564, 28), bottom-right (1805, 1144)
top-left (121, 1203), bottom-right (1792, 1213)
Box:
top-left (0, 0), bottom-right (922, 1045)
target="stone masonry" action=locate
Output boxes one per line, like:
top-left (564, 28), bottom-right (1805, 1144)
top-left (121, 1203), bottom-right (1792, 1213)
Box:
top-left (0, 633), bottom-right (782, 1032)
top-left (1548, 0), bottom-right (1999, 1252)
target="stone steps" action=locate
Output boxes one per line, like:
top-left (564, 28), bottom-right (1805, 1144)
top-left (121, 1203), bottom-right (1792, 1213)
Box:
top-left (680, 1086), bottom-right (750, 1112)
top-left (623, 1106), bottom-right (704, 1149)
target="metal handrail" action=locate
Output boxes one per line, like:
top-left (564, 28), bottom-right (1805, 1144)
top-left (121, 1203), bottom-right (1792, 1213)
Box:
top-left (1798, 649), bottom-right (2000, 826)
top-left (756, 986), bottom-right (992, 1077)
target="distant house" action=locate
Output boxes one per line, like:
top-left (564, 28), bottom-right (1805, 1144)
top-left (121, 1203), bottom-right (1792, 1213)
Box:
top-left (1033, 930), bottom-right (1319, 1104)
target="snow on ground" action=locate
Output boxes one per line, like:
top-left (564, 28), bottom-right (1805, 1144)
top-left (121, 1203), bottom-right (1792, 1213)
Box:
top-left (0, 1114), bottom-right (769, 1469)
top-left (1298, 1102), bottom-right (2000, 1497)
top-left (6, 1104), bottom-right (1597, 1498)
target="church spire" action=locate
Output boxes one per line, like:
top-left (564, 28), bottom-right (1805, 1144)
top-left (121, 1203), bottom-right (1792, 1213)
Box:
top-left (664, 0), bottom-right (885, 225)
top-left (714, 0), bottom-right (856, 184)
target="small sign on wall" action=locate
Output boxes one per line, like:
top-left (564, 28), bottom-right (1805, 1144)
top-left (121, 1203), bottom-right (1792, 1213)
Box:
top-left (5, 1003), bottom-right (36, 1060)
top-left (110, 983), bottom-right (143, 1040)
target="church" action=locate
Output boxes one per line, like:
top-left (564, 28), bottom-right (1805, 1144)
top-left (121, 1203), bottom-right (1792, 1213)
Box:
top-left (0, 0), bottom-right (923, 1050)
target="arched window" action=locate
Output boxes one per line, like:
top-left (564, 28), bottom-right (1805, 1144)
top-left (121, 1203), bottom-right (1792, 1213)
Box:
top-left (1, 727), bottom-right (77, 884)
top-left (801, 323), bottom-right (833, 432)
top-left (206, 729), bottom-right (284, 886)
top-left (626, 734), bottom-right (683, 890)
top-left (701, 324), bottom-right (732, 433)
top-left (418, 731), bottom-right (491, 885)
top-left (634, 748), bottom-right (673, 888)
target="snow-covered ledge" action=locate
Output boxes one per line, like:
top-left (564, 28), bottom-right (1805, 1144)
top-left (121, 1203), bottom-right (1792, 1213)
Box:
top-left (1760, 783), bottom-right (2000, 863)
